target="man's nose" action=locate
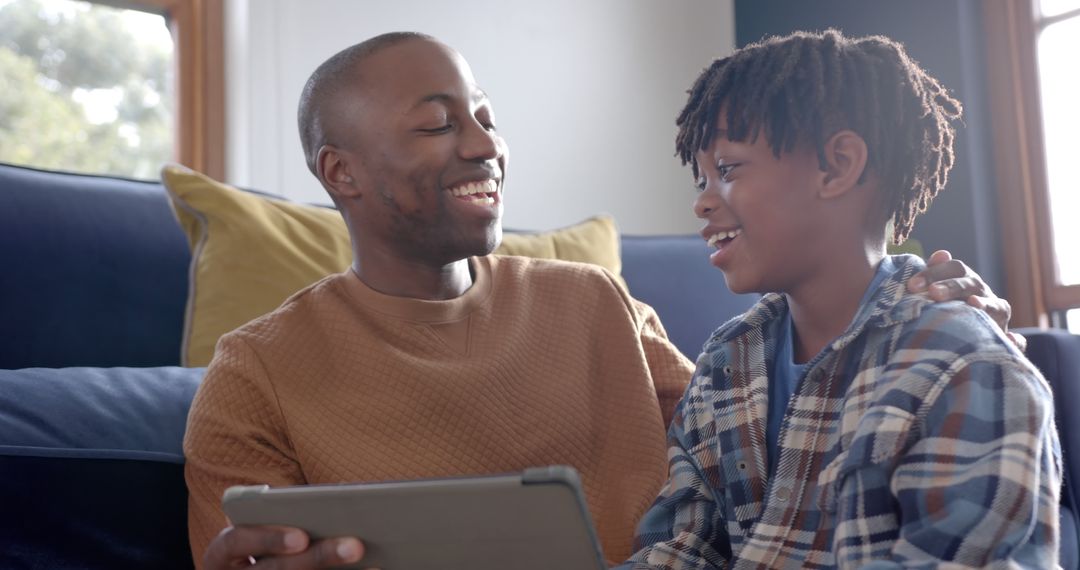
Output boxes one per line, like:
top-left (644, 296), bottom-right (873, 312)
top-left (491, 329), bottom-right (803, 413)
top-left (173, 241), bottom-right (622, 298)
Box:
top-left (459, 120), bottom-right (501, 161)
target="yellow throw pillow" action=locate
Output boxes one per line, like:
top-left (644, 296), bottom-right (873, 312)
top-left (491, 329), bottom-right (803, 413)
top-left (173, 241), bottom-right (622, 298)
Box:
top-left (163, 165), bottom-right (353, 366)
top-left (161, 164), bottom-right (622, 366)
top-left (499, 216), bottom-right (621, 277)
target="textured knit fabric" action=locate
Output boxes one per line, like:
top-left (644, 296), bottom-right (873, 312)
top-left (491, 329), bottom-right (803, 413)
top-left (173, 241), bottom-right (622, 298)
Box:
top-left (183, 255), bottom-right (694, 566)
top-left (623, 255), bottom-right (1062, 569)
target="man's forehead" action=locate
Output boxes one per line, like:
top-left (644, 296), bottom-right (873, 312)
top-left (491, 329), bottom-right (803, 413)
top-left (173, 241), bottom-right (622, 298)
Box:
top-left (354, 39), bottom-right (484, 104)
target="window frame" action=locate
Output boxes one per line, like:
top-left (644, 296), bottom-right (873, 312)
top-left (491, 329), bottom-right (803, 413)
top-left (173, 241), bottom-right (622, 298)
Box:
top-left (97, 0), bottom-right (225, 180)
top-left (983, 0), bottom-right (1080, 327)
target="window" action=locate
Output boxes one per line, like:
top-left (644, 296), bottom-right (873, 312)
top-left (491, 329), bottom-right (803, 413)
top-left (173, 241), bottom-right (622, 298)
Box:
top-left (984, 0), bottom-right (1080, 331)
top-left (0, 0), bottom-right (222, 179)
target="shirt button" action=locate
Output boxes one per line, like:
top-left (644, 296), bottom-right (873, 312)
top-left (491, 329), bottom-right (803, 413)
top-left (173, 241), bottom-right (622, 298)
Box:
top-left (722, 365), bottom-right (733, 376)
top-left (737, 461), bottom-right (748, 471)
top-left (775, 487), bottom-right (791, 502)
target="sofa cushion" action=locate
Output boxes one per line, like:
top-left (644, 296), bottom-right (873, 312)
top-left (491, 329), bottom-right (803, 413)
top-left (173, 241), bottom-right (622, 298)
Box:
top-left (162, 164), bottom-right (623, 366)
top-left (0, 162), bottom-right (190, 368)
top-left (0, 366), bottom-right (203, 569)
top-left (619, 235), bottom-right (760, 360)
top-left (1016, 327), bottom-right (1080, 569)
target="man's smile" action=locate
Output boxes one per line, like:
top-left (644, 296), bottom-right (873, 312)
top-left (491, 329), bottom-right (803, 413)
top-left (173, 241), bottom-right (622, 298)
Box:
top-left (447, 178), bottom-right (500, 207)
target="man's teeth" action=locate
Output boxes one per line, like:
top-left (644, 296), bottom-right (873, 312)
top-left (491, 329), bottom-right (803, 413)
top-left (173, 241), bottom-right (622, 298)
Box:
top-left (706, 228), bottom-right (743, 248)
top-left (447, 182), bottom-right (496, 202)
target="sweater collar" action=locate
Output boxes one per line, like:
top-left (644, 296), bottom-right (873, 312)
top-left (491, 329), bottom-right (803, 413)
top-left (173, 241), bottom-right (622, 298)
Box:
top-left (339, 256), bottom-right (494, 323)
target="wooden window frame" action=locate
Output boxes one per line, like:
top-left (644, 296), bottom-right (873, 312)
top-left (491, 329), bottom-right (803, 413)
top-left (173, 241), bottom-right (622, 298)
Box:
top-left (983, 0), bottom-right (1080, 327)
top-left (97, 0), bottom-right (225, 180)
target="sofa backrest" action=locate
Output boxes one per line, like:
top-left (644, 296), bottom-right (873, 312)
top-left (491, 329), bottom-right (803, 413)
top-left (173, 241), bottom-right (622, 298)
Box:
top-left (0, 162), bottom-right (190, 368)
top-left (620, 234), bottom-right (760, 360)
top-left (1, 161), bottom-right (759, 369)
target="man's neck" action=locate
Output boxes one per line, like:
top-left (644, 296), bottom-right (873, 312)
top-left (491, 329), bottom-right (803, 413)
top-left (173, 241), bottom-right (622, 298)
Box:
top-left (785, 247), bottom-right (885, 364)
top-left (351, 254), bottom-right (474, 300)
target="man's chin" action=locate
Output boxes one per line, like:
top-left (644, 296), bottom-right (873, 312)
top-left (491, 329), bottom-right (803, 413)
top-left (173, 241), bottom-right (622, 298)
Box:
top-left (480, 227), bottom-right (504, 256)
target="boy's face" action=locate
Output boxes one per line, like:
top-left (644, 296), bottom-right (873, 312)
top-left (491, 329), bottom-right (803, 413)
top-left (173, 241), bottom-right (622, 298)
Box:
top-left (693, 117), bottom-right (827, 295)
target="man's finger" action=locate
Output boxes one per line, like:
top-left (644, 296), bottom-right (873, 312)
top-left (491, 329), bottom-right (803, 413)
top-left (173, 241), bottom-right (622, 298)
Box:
top-left (205, 526), bottom-right (309, 569)
top-left (1007, 331), bottom-right (1028, 353)
top-left (964, 295), bottom-right (1012, 331)
top-left (907, 250), bottom-right (965, 293)
top-left (926, 277), bottom-right (981, 301)
top-left (927, 249), bottom-right (953, 265)
top-left (251, 537), bottom-right (365, 570)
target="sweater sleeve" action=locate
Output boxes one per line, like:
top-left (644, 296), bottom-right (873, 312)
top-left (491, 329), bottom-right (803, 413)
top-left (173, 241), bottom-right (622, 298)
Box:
top-left (183, 332), bottom-right (306, 568)
top-left (632, 299), bottom-right (695, 428)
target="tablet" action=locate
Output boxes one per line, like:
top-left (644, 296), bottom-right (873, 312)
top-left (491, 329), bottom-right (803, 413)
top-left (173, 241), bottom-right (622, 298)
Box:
top-left (222, 465), bottom-right (607, 570)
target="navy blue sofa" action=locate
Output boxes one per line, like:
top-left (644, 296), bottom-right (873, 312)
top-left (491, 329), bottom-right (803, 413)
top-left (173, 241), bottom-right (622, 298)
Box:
top-left (1, 160), bottom-right (1077, 568)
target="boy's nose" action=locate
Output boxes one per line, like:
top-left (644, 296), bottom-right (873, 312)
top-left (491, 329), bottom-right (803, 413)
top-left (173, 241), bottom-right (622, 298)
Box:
top-left (694, 187), bottom-right (720, 219)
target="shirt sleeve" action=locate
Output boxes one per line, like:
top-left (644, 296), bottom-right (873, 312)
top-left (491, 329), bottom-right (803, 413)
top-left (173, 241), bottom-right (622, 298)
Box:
top-left (632, 298), bottom-right (695, 428)
top-left (183, 333), bottom-right (307, 568)
top-left (616, 384), bottom-right (731, 569)
top-left (835, 355), bottom-right (1062, 569)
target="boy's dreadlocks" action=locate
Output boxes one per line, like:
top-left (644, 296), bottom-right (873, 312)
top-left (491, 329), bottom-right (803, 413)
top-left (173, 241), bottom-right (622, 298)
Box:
top-left (675, 29), bottom-right (962, 244)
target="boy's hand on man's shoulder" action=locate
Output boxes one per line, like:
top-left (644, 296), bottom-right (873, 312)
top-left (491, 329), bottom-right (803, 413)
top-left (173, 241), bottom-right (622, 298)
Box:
top-left (203, 525), bottom-right (366, 570)
top-left (906, 249), bottom-right (1026, 352)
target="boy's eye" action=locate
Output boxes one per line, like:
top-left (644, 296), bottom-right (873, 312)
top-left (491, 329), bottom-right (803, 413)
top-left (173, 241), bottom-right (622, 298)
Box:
top-left (695, 176), bottom-right (707, 192)
top-left (717, 162), bottom-right (740, 181)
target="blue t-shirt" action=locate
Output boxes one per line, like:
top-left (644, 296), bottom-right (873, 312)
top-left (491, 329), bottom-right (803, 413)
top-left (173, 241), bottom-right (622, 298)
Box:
top-left (766, 257), bottom-right (896, 475)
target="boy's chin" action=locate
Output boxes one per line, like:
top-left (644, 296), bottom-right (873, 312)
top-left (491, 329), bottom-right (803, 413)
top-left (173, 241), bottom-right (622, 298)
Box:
top-left (720, 272), bottom-right (765, 296)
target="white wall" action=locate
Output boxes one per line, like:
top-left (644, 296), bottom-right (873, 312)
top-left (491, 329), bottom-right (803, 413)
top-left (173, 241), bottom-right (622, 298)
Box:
top-left (226, 0), bottom-right (735, 234)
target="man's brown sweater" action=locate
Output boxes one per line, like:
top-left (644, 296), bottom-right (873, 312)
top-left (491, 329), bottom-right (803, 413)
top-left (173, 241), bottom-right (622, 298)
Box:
top-left (184, 255), bottom-right (694, 565)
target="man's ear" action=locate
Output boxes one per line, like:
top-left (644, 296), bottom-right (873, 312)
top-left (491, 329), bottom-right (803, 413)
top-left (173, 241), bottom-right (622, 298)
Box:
top-left (317, 145), bottom-right (363, 200)
top-left (819, 129), bottom-right (869, 200)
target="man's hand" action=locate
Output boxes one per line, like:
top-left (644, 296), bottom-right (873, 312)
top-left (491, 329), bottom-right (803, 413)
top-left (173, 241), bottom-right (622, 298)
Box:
top-left (907, 250), bottom-right (1026, 351)
top-left (203, 525), bottom-right (366, 569)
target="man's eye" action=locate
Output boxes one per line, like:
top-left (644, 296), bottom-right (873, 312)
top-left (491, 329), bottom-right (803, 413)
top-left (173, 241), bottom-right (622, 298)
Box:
top-left (695, 177), bottom-right (707, 192)
top-left (419, 124), bottom-right (453, 134)
top-left (482, 122), bottom-right (498, 132)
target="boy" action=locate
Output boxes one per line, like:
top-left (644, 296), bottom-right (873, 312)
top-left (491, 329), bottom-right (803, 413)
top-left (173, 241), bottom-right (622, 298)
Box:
top-left (623, 30), bottom-right (1061, 569)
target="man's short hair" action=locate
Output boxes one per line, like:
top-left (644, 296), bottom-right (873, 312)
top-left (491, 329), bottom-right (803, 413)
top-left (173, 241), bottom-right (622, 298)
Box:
top-left (297, 31), bottom-right (435, 176)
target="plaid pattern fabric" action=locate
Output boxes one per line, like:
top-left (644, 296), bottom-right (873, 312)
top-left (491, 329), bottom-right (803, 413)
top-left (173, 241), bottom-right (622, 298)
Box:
top-left (621, 255), bottom-right (1061, 569)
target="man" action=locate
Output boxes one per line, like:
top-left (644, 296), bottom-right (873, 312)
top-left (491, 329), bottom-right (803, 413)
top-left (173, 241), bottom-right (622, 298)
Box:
top-left (187, 32), bottom-right (1016, 569)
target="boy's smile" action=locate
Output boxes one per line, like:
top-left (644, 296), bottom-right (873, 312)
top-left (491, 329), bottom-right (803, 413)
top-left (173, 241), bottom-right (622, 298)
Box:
top-left (693, 122), bottom-right (825, 295)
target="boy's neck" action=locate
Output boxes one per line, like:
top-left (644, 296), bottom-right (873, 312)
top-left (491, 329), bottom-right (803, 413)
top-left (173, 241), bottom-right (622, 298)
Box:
top-left (786, 248), bottom-right (886, 364)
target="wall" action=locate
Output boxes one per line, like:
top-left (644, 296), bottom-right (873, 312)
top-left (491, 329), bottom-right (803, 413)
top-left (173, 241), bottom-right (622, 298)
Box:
top-left (734, 0), bottom-right (1005, 294)
top-left (226, 0), bottom-right (735, 234)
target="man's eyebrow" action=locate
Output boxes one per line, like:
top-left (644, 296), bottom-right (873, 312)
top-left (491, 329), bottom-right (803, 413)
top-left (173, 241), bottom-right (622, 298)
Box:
top-left (413, 89), bottom-right (489, 109)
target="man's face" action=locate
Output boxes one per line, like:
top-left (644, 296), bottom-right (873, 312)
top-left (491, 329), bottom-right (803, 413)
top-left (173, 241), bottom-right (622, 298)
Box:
top-left (336, 39), bottom-right (507, 266)
top-left (692, 117), bottom-right (825, 295)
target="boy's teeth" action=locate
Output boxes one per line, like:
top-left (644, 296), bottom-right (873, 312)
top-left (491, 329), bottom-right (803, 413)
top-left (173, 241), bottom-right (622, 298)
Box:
top-left (706, 228), bottom-right (742, 248)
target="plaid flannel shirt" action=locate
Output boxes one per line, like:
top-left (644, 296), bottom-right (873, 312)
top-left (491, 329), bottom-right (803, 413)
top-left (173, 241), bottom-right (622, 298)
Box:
top-left (621, 255), bottom-right (1061, 569)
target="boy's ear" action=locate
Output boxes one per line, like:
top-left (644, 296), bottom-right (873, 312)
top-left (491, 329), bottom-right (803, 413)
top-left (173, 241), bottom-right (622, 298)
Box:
top-left (317, 145), bottom-right (364, 200)
top-left (819, 129), bottom-right (869, 199)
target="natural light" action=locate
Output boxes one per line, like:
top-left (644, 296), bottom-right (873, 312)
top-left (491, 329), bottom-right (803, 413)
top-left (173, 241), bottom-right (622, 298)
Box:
top-left (0, 0), bottom-right (174, 178)
top-left (1037, 17), bottom-right (1080, 290)
top-left (1039, 0), bottom-right (1080, 17)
